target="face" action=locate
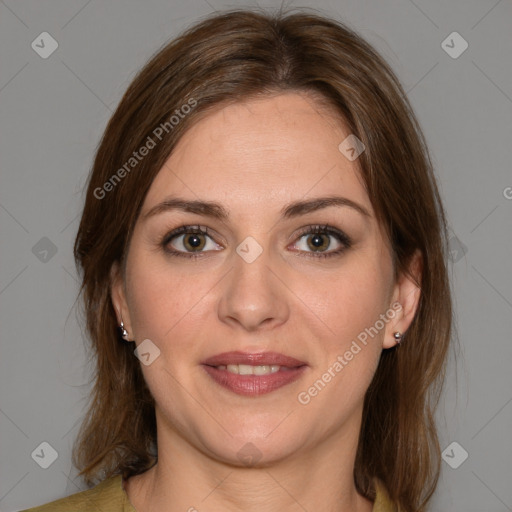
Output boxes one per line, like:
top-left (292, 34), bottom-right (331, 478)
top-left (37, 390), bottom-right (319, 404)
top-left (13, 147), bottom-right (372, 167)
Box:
top-left (112, 92), bottom-right (418, 466)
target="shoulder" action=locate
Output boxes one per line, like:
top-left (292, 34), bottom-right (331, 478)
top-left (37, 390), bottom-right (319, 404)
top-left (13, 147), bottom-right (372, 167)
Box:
top-left (19, 474), bottom-right (135, 512)
top-left (373, 477), bottom-right (398, 512)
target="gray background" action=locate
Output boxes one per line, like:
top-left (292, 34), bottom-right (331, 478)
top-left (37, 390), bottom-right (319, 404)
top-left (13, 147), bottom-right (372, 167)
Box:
top-left (1, 0), bottom-right (511, 511)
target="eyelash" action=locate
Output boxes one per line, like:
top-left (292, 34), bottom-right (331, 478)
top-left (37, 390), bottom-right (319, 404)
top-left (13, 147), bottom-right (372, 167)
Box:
top-left (160, 224), bottom-right (352, 260)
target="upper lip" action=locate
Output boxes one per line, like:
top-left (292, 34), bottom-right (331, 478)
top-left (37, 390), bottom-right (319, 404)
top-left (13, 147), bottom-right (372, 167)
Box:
top-left (202, 351), bottom-right (307, 368)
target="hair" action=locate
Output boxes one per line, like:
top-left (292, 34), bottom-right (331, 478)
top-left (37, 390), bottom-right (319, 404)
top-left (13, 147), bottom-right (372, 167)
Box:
top-left (72, 7), bottom-right (452, 511)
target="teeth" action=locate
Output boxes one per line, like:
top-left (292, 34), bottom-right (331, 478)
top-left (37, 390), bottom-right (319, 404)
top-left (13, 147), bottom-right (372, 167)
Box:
top-left (238, 364), bottom-right (253, 375)
top-left (227, 364), bottom-right (239, 374)
top-left (218, 364), bottom-right (282, 375)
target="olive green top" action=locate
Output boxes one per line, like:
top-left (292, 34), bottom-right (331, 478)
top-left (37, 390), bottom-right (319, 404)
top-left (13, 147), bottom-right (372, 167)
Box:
top-left (20, 474), bottom-right (397, 511)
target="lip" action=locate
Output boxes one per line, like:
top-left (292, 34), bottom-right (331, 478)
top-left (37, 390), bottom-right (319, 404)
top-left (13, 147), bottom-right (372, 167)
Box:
top-left (201, 351), bottom-right (308, 397)
top-left (201, 351), bottom-right (307, 367)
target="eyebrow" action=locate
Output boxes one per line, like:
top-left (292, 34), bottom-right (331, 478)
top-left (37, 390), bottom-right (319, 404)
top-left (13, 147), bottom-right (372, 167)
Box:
top-left (142, 195), bottom-right (371, 222)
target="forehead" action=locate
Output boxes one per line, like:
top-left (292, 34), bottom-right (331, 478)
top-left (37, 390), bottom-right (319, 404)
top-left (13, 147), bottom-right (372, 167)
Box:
top-left (142, 92), bottom-right (371, 219)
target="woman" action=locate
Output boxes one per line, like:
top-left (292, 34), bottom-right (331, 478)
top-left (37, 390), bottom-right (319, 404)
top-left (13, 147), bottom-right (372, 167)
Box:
top-left (22, 7), bottom-right (452, 512)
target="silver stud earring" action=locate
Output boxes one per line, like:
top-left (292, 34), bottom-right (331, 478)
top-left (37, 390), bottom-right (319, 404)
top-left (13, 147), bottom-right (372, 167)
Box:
top-left (393, 332), bottom-right (402, 345)
top-left (118, 310), bottom-right (131, 342)
top-left (120, 321), bottom-right (128, 340)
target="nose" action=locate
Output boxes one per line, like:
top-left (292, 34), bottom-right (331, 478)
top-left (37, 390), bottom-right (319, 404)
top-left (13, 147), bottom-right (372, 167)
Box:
top-left (217, 242), bottom-right (290, 332)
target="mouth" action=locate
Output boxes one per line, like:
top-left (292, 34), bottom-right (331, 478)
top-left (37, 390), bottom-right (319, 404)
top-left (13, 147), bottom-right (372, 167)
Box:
top-left (201, 351), bottom-right (308, 396)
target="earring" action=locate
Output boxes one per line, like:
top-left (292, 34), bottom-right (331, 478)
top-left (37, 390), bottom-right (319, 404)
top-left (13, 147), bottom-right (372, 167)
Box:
top-left (393, 332), bottom-right (402, 345)
top-left (120, 321), bottom-right (128, 339)
top-left (116, 306), bottom-right (130, 342)
top-left (118, 316), bottom-right (132, 342)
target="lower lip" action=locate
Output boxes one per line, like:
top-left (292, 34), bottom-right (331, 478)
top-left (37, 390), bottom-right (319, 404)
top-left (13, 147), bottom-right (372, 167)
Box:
top-left (202, 365), bottom-right (308, 396)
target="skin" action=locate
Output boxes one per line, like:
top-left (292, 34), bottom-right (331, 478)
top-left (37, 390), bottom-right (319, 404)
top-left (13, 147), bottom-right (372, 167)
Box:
top-left (111, 91), bottom-right (421, 512)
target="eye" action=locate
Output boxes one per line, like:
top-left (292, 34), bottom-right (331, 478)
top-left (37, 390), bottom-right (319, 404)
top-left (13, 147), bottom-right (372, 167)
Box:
top-left (291, 225), bottom-right (351, 258)
top-left (162, 225), bottom-right (222, 257)
top-left (160, 224), bottom-right (351, 260)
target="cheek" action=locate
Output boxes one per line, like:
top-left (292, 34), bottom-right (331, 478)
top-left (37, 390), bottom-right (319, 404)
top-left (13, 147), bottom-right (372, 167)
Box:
top-left (294, 263), bottom-right (386, 416)
top-left (126, 264), bottom-right (175, 339)
top-left (290, 253), bottom-right (391, 403)
top-left (125, 253), bottom-right (218, 345)
top-left (295, 255), bottom-right (391, 345)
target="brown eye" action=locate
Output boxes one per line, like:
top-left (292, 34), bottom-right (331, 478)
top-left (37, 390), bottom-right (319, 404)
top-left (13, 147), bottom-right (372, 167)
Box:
top-left (162, 225), bottom-right (223, 256)
top-left (306, 233), bottom-right (331, 252)
top-left (291, 225), bottom-right (352, 259)
top-left (182, 233), bottom-right (206, 252)
top-left (295, 231), bottom-right (342, 253)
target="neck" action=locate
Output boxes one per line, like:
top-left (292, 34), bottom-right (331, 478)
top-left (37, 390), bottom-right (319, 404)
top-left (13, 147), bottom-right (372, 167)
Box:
top-left (125, 419), bottom-right (373, 512)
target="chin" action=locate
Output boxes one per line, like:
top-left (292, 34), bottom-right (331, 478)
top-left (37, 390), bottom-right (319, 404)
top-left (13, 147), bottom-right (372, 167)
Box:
top-left (200, 428), bottom-right (307, 469)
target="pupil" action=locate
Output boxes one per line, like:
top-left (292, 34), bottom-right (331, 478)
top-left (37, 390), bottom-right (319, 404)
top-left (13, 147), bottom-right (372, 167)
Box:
top-left (312, 235), bottom-right (322, 246)
top-left (187, 234), bottom-right (202, 249)
top-left (310, 234), bottom-right (327, 250)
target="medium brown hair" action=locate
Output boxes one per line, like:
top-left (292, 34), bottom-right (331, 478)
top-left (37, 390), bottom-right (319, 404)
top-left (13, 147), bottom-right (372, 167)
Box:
top-left (73, 7), bottom-right (452, 511)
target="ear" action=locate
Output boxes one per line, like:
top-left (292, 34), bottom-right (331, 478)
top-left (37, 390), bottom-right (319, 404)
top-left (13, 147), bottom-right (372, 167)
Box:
top-left (382, 249), bottom-right (422, 349)
top-left (110, 261), bottom-right (132, 337)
